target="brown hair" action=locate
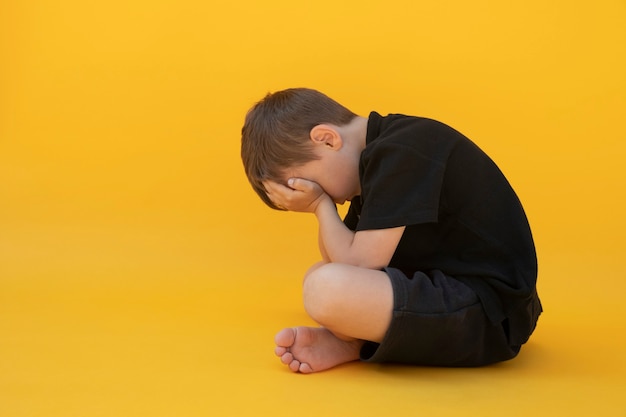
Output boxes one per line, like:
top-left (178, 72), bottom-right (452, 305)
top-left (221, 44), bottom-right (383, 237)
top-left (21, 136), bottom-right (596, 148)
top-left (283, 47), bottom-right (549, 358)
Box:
top-left (241, 88), bottom-right (357, 209)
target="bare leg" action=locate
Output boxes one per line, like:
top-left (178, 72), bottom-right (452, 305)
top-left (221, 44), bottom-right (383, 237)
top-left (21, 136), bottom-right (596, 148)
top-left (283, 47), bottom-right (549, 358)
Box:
top-left (274, 263), bottom-right (394, 373)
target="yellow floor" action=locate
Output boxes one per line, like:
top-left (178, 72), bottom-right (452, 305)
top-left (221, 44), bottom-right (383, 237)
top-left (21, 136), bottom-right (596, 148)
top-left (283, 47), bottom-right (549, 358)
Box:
top-left (1, 1), bottom-right (625, 416)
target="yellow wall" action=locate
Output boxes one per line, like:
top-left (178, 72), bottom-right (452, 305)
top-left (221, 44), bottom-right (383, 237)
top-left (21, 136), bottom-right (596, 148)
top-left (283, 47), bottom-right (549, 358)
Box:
top-left (1, 1), bottom-right (625, 416)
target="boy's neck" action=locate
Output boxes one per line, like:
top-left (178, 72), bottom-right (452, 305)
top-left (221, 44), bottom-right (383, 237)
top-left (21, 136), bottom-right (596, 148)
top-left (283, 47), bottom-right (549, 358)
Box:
top-left (341, 116), bottom-right (369, 152)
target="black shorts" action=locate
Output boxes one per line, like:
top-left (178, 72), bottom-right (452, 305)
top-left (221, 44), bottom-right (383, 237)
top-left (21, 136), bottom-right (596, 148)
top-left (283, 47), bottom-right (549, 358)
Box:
top-left (360, 268), bottom-right (520, 366)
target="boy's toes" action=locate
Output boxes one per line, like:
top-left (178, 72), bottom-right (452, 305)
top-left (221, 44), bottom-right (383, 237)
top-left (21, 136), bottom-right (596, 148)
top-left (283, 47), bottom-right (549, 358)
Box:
top-left (275, 346), bottom-right (288, 357)
top-left (274, 328), bottom-right (297, 347)
top-left (280, 352), bottom-right (294, 365)
top-left (288, 359), bottom-right (301, 372)
top-left (299, 363), bottom-right (314, 374)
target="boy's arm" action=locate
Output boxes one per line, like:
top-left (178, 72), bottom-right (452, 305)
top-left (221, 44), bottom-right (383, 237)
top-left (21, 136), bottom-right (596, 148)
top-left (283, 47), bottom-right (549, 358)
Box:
top-left (264, 178), bottom-right (404, 270)
top-left (318, 229), bottom-right (331, 262)
top-left (314, 196), bottom-right (404, 269)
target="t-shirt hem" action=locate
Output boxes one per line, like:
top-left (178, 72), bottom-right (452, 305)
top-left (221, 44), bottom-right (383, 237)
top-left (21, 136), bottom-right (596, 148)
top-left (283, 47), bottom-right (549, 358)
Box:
top-left (355, 210), bottom-right (438, 231)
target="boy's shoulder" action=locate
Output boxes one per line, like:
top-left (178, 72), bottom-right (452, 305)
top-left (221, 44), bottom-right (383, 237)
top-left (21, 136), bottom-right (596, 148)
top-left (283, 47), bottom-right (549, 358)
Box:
top-left (371, 111), bottom-right (452, 127)
top-left (367, 111), bottom-right (463, 148)
top-left (364, 111), bottom-right (465, 165)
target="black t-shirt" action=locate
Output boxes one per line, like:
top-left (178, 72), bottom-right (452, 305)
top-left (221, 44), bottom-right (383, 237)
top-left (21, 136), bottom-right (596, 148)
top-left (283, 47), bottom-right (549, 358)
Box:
top-left (344, 112), bottom-right (541, 345)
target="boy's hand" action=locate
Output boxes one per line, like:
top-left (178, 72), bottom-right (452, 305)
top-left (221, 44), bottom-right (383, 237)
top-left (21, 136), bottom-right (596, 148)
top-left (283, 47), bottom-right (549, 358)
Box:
top-left (264, 178), bottom-right (330, 213)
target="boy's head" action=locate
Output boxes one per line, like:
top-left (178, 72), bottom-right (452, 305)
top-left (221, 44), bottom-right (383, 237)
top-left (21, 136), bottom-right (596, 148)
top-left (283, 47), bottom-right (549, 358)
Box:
top-left (241, 88), bottom-right (358, 209)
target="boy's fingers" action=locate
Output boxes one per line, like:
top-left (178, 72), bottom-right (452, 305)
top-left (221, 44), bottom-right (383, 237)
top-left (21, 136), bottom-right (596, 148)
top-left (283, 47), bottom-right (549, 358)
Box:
top-left (263, 180), bottom-right (285, 195)
top-left (263, 180), bottom-right (292, 208)
top-left (287, 177), bottom-right (315, 191)
top-left (287, 178), bottom-right (302, 190)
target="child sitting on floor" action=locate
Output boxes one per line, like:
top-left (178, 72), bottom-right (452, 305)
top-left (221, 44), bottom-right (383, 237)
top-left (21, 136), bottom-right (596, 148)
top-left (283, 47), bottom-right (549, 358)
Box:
top-left (241, 88), bottom-right (542, 373)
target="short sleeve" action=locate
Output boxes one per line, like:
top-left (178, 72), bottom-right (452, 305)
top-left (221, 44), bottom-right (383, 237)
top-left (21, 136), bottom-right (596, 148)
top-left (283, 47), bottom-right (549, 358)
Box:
top-left (356, 116), bottom-right (458, 231)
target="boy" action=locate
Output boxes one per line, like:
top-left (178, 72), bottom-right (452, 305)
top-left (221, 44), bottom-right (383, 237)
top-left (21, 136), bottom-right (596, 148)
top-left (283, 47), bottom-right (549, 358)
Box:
top-left (241, 88), bottom-right (542, 373)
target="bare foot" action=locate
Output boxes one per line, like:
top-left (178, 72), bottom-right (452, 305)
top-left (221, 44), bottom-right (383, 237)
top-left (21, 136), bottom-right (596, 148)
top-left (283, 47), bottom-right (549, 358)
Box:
top-left (274, 327), bottom-right (363, 373)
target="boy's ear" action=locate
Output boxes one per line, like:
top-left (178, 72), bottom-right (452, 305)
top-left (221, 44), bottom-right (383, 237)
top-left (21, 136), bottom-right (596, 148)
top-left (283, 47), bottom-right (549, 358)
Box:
top-left (310, 124), bottom-right (343, 150)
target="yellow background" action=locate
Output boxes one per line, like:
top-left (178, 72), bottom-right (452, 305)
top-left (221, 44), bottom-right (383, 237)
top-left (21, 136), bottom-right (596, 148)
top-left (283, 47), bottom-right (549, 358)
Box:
top-left (1, 0), bottom-right (625, 416)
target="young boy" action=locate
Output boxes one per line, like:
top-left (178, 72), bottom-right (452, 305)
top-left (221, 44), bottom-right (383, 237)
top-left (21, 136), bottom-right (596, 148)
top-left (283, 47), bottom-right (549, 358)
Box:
top-left (241, 88), bottom-right (542, 373)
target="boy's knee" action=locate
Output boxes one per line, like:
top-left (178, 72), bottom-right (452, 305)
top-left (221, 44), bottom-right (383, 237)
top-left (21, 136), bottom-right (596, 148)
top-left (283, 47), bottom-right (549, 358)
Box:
top-left (302, 263), bottom-right (344, 325)
top-left (303, 261), bottom-right (327, 286)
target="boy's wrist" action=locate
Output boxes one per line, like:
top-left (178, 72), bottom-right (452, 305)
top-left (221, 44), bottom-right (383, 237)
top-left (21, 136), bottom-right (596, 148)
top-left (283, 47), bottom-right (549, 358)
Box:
top-left (313, 194), bottom-right (335, 216)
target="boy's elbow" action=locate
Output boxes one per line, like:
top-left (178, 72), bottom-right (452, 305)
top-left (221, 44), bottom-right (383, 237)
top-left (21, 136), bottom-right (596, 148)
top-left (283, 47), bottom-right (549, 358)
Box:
top-left (350, 246), bottom-right (393, 270)
top-left (332, 252), bottom-right (389, 270)
top-left (358, 260), bottom-right (389, 270)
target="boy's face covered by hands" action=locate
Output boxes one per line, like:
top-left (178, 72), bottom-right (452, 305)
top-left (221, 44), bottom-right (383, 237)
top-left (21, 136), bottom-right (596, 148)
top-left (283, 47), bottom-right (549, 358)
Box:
top-left (263, 122), bottom-right (363, 212)
top-left (263, 143), bottom-right (361, 212)
top-left (263, 178), bottom-right (330, 213)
